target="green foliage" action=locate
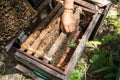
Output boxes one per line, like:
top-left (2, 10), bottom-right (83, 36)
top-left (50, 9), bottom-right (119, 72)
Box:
top-left (69, 58), bottom-right (89, 80)
top-left (69, 70), bottom-right (83, 80)
top-left (90, 54), bottom-right (99, 63)
top-left (116, 65), bottom-right (120, 80)
top-left (104, 17), bottom-right (120, 31)
top-left (104, 72), bottom-right (116, 79)
top-left (89, 49), bottom-right (117, 80)
top-left (87, 5), bottom-right (120, 80)
top-left (93, 66), bottom-right (111, 73)
top-left (101, 33), bottom-right (119, 44)
top-left (109, 18), bottom-right (120, 27)
top-left (109, 53), bottom-right (114, 67)
top-left (92, 54), bottom-right (117, 74)
top-left (102, 17), bottom-right (120, 44)
top-left (90, 48), bottom-right (107, 69)
top-left (86, 41), bottom-right (102, 48)
top-left (69, 41), bottom-right (77, 48)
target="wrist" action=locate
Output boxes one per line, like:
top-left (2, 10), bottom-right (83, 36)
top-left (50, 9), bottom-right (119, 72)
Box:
top-left (64, 0), bottom-right (74, 7)
top-left (64, 8), bottom-right (74, 13)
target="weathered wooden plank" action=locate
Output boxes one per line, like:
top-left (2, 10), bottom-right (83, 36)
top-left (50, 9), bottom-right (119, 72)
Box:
top-left (15, 64), bottom-right (44, 80)
top-left (56, 31), bottom-right (80, 68)
top-left (77, 6), bottom-right (95, 14)
top-left (23, 0), bottom-right (37, 19)
top-left (20, 3), bottom-right (62, 54)
top-left (74, 0), bottom-right (96, 11)
top-left (44, 32), bottom-right (67, 63)
top-left (89, 3), bottom-right (112, 39)
top-left (74, 7), bottom-right (82, 30)
top-left (34, 2), bottom-right (62, 31)
top-left (15, 51), bottom-right (65, 79)
top-left (26, 28), bottom-right (49, 54)
top-left (34, 17), bottom-right (60, 58)
top-left (27, 7), bottom-right (63, 55)
top-left (20, 31), bottom-right (40, 52)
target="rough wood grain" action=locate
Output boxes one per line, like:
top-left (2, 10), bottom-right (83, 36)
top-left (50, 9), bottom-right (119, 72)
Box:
top-left (15, 51), bottom-right (65, 78)
top-left (15, 64), bottom-right (44, 80)
top-left (20, 31), bottom-right (40, 52)
top-left (26, 7), bottom-right (63, 55)
top-left (43, 32), bottom-right (67, 63)
top-left (34, 2), bottom-right (62, 31)
top-left (34, 17), bottom-right (61, 58)
top-left (56, 31), bottom-right (80, 68)
top-left (20, 2), bottom-right (62, 53)
top-left (74, 0), bottom-right (96, 11)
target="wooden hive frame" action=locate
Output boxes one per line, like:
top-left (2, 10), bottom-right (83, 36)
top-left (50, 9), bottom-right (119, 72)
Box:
top-left (1, 0), bottom-right (56, 52)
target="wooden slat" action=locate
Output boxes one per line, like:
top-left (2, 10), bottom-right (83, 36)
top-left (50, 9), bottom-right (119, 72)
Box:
top-left (34, 18), bottom-right (61, 58)
top-left (23, 0), bottom-right (37, 19)
top-left (15, 51), bottom-right (65, 78)
top-left (26, 28), bottom-right (49, 54)
top-left (79, 6), bottom-right (95, 14)
top-left (20, 31), bottom-right (40, 52)
top-left (27, 7), bottom-right (63, 55)
top-left (74, 0), bottom-right (96, 12)
top-left (34, 2), bottom-right (62, 31)
top-left (89, 3), bottom-right (112, 39)
top-left (20, 3), bottom-right (62, 54)
top-left (15, 64), bottom-right (44, 80)
top-left (56, 31), bottom-right (80, 68)
top-left (44, 32), bottom-right (67, 63)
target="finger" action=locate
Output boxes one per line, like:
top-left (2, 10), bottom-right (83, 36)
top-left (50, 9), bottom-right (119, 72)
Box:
top-left (70, 24), bottom-right (75, 32)
top-left (60, 24), bottom-right (67, 33)
top-left (64, 25), bottom-right (70, 33)
top-left (60, 24), bottom-right (64, 32)
top-left (72, 24), bottom-right (76, 31)
top-left (68, 25), bottom-right (73, 32)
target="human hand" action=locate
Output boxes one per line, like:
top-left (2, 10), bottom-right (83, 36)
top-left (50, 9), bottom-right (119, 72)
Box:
top-left (61, 10), bottom-right (75, 33)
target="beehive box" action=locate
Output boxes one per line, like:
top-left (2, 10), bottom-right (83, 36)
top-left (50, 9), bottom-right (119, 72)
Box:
top-left (5, 1), bottom-right (112, 80)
